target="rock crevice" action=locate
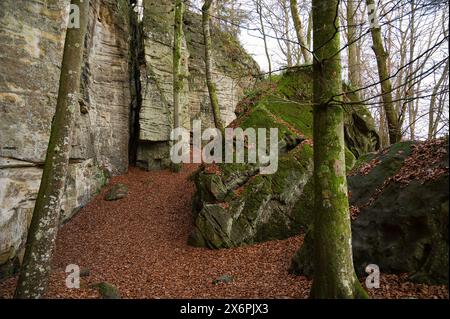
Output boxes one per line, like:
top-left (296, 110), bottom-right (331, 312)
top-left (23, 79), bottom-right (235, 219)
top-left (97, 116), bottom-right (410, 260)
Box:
top-left (0, 0), bottom-right (259, 278)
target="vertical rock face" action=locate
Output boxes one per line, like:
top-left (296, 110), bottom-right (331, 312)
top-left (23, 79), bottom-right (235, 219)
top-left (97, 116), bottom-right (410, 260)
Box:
top-left (184, 11), bottom-right (259, 128)
top-left (0, 0), bottom-right (68, 163)
top-left (136, 1), bottom-right (259, 170)
top-left (79, 0), bottom-right (131, 175)
top-left (0, 0), bottom-right (258, 278)
top-left (136, 0), bottom-right (191, 170)
top-left (0, 0), bottom-right (131, 276)
top-left (139, 0), bottom-right (190, 143)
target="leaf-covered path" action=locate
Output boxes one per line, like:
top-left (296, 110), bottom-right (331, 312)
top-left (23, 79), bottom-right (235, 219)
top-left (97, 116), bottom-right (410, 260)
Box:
top-left (0, 165), bottom-right (447, 299)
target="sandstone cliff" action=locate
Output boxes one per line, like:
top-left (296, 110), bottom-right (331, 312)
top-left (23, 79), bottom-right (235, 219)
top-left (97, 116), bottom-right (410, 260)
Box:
top-left (135, 0), bottom-right (258, 170)
top-left (0, 0), bottom-right (131, 278)
top-left (0, 0), bottom-right (258, 278)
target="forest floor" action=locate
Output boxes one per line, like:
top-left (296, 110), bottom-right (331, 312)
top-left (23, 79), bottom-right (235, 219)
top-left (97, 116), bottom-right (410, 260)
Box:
top-left (0, 164), bottom-right (448, 299)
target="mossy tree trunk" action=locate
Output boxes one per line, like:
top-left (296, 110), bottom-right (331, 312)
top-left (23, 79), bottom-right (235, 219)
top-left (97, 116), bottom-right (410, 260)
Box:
top-left (366, 0), bottom-right (400, 144)
top-left (310, 0), bottom-right (368, 299)
top-left (290, 0), bottom-right (311, 64)
top-left (14, 0), bottom-right (89, 299)
top-left (173, 0), bottom-right (185, 130)
top-left (202, 0), bottom-right (224, 131)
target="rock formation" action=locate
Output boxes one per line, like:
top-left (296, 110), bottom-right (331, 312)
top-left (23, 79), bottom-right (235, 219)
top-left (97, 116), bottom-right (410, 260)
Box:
top-left (0, 0), bottom-right (258, 278)
top-left (135, 0), bottom-right (258, 170)
top-left (290, 138), bottom-right (449, 285)
top-left (188, 68), bottom-right (380, 248)
top-left (0, 0), bottom-right (131, 278)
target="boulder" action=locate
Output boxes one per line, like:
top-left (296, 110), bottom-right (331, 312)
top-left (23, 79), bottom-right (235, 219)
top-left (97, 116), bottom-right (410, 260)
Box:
top-left (212, 274), bottom-right (234, 285)
top-left (91, 282), bottom-right (120, 299)
top-left (189, 150), bottom-right (314, 248)
top-left (188, 68), bottom-right (379, 248)
top-left (290, 139), bottom-right (449, 285)
top-left (104, 184), bottom-right (128, 201)
top-left (0, 159), bottom-right (109, 280)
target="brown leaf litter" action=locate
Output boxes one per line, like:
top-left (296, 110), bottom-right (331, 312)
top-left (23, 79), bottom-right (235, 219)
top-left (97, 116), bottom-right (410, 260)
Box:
top-left (0, 163), bottom-right (447, 299)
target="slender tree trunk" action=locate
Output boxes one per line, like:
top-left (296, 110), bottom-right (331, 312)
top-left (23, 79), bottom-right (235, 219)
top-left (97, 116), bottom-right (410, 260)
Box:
top-left (282, 0), bottom-right (293, 67)
top-left (432, 87), bottom-right (448, 138)
top-left (202, 0), bottom-right (224, 130)
top-left (347, 0), bottom-right (359, 88)
top-left (290, 0), bottom-right (311, 64)
top-left (310, 0), bottom-right (368, 299)
top-left (14, 0), bottom-right (89, 299)
top-left (173, 0), bottom-right (185, 130)
top-left (400, 0), bottom-right (416, 131)
top-left (356, 4), bottom-right (365, 93)
top-left (428, 59), bottom-right (449, 139)
top-left (257, 0), bottom-right (272, 79)
top-left (379, 104), bottom-right (388, 148)
top-left (366, 0), bottom-right (400, 144)
top-left (306, 9), bottom-right (312, 52)
top-left (394, 4), bottom-right (406, 115)
top-left (408, 84), bottom-right (420, 141)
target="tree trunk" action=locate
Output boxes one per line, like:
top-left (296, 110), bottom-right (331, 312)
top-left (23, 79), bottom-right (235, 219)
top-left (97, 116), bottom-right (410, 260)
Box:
top-left (428, 59), bottom-right (449, 139)
top-left (282, 0), bottom-right (293, 67)
top-left (173, 0), bottom-right (185, 130)
top-left (257, 0), bottom-right (272, 79)
top-left (202, 0), bottom-right (224, 130)
top-left (393, 4), bottom-right (406, 115)
top-left (366, 0), bottom-right (400, 144)
top-left (14, 0), bottom-right (89, 299)
top-left (310, 0), bottom-right (368, 299)
top-left (432, 88), bottom-right (448, 138)
top-left (378, 103), bottom-right (389, 148)
top-left (347, 0), bottom-right (359, 88)
top-left (306, 9), bottom-right (312, 52)
top-left (290, 0), bottom-right (311, 64)
top-left (356, 4), bottom-right (365, 93)
top-left (399, 0), bottom-right (416, 131)
top-left (408, 85), bottom-right (420, 141)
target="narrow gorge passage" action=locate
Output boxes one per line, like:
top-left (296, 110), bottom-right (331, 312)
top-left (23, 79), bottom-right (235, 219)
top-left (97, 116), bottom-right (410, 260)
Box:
top-left (0, 164), bottom-right (306, 299)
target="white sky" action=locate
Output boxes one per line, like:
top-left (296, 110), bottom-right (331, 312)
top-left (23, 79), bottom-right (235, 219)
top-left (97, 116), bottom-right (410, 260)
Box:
top-left (239, 26), bottom-right (279, 72)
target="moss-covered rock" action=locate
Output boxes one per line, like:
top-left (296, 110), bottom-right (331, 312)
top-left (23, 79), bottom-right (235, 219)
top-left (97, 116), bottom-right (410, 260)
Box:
top-left (188, 68), bottom-right (379, 248)
top-left (0, 256), bottom-right (20, 281)
top-left (291, 139), bottom-right (449, 285)
top-left (342, 84), bottom-right (380, 158)
top-left (104, 183), bottom-right (128, 201)
top-left (189, 142), bottom-right (314, 248)
top-left (91, 282), bottom-right (121, 299)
